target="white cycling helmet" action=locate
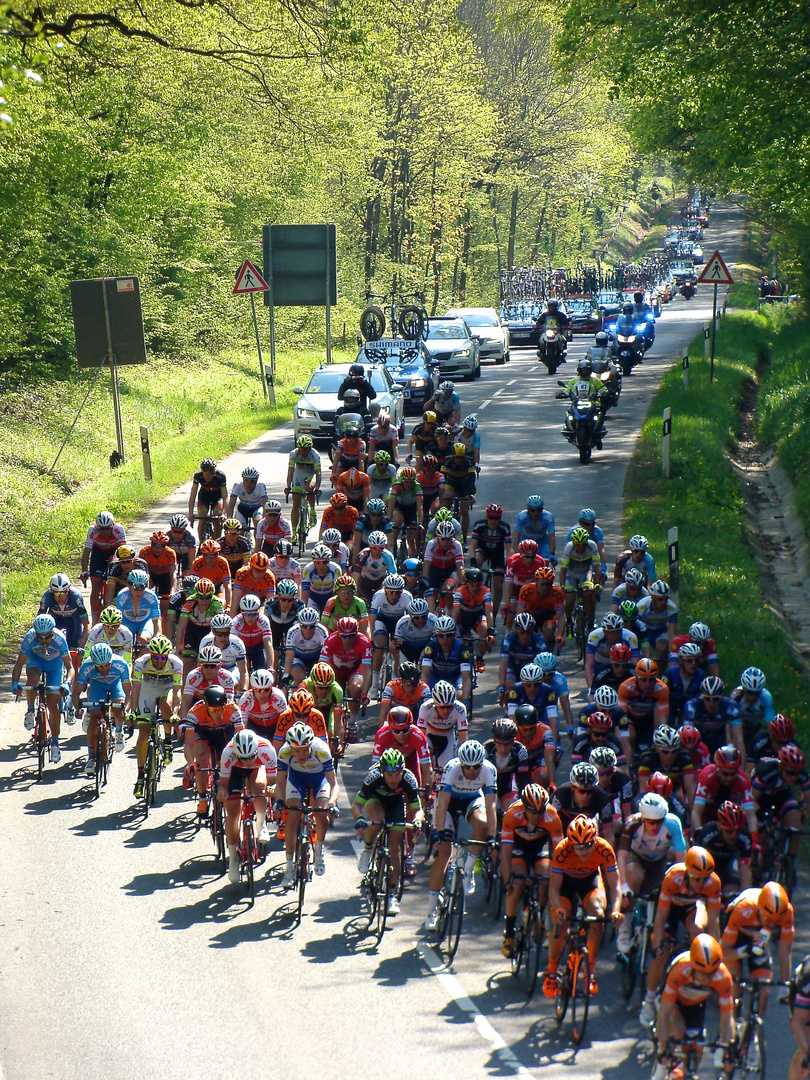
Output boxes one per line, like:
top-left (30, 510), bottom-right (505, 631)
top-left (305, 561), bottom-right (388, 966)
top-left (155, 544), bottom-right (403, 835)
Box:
top-left (50, 573), bottom-right (71, 592)
top-left (240, 594), bottom-right (262, 613)
top-left (458, 740), bottom-right (485, 767)
top-left (520, 663), bottom-right (544, 685)
top-left (198, 645), bottom-right (222, 664)
top-left (209, 613), bottom-right (233, 632)
top-left (298, 607), bottom-right (320, 626)
top-left (593, 685), bottom-right (619, 710)
top-left (431, 681), bottom-right (457, 706)
top-left (250, 669), bottom-right (275, 690)
top-left (96, 510), bottom-right (115, 528)
top-left (639, 792), bottom-right (668, 820)
top-left (233, 728), bottom-right (259, 761)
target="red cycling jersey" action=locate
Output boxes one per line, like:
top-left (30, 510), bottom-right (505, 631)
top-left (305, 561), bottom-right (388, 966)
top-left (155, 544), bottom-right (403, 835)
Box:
top-left (319, 631), bottom-right (372, 681)
top-left (373, 723), bottom-right (431, 783)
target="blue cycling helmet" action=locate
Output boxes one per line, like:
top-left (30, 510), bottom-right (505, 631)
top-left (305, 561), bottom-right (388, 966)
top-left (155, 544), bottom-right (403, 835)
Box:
top-left (33, 613), bottom-right (56, 635)
top-left (534, 651), bottom-right (557, 673)
top-left (402, 558), bottom-right (421, 574)
top-left (526, 495), bottom-right (544, 510)
top-left (128, 569), bottom-right (149, 588)
top-left (578, 508), bottom-right (597, 522)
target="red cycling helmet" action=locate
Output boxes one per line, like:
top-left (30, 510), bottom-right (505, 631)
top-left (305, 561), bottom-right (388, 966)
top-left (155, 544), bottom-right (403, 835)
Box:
top-left (586, 711), bottom-right (613, 732)
top-left (779, 743), bottom-right (807, 771)
top-left (518, 539), bottom-right (538, 557)
top-left (769, 714), bottom-right (796, 743)
top-left (717, 800), bottom-right (745, 830)
top-left (714, 744), bottom-right (741, 769)
top-left (387, 706), bottom-right (413, 732)
top-left (486, 504), bottom-right (503, 519)
top-left (678, 724), bottom-right (702, 750)
top-left (609, 643), bottom-right (632, 664)
top-left (647, 771), bottom-right (673, 799)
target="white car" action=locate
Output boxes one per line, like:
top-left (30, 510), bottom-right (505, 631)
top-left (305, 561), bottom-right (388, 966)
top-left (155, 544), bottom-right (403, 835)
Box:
top-left (292, 362), bottom-right (404, 451)
top-left (445, 307), bottom-right (510, 364)
top-left (422, 317), bottom-right (481, 381)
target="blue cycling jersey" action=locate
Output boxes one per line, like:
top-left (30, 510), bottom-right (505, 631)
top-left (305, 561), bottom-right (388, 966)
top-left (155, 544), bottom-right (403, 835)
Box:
top-left (77, 655), bottom-right (131, 688)
top-left (514, 509), bottom-right (555, 555)
top-left (20, 627), bottom-right (70, 662)
top-left (115, 587), bottom-right (161, 634)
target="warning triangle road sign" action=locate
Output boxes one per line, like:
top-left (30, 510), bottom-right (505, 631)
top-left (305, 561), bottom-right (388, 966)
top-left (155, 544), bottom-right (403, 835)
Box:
top-left (233, 259), bottom-right (269, 294)
top-left (697, 250), bottom-right (734, 286)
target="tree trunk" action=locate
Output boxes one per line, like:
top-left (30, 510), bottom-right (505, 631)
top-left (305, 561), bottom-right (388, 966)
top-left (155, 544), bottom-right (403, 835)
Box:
top-left (458, 205), bottom-right (471, 303)
top-left (506, 187), bottom-right (519, 268)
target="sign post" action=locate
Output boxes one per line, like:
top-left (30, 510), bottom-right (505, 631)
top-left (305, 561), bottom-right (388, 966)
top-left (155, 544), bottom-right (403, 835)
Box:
top-left (682, 351), bottom-right (689, 388)
top-left (662, 407), bottom-right (672, 478)
top-left (140, 425), bottom-right (153, 481)
top-left (698, 252), bottom-right (734, 384)
top-left (233, 259), bottom-right (271, 404)
top-left (668, 526), bottom-right (680, 607)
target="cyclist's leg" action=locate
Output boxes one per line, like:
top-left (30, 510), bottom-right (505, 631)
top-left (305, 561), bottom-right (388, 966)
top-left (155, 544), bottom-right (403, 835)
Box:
top-left (583, 885), bottom-right (607, 971)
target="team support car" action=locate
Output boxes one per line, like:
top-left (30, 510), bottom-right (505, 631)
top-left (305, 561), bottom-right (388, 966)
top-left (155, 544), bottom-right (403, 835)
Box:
top-left (292, 362), bottom-right (405, 450)
top-left (596, 289), bottom-right (624, 318)
top-left (445, 307), bottom-right (510, 365)
top-left (357, 338), bottom-right (437, 414)
top-left (499, 302), bottom-right (543, 349)
top-left (422, 316), bottom-right (481, 381)
top-left (565, 295), bottom-right (603, 334)
top-left (668, 259), bottom-right (698, 288)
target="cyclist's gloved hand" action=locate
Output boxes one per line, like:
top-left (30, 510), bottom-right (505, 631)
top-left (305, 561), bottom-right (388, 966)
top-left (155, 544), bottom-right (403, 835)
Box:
top-left (354, 816), bottom-right (368, 834)
top-left (274, 799), bottom-right (286, 813)
top-left (12, 681), bottom-right (19, 694)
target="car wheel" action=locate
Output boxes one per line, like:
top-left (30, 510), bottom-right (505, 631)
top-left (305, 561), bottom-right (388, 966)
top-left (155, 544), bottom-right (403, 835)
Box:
top-left (505, 350), bottom-right (511, 363)
top-left (495, 352), bottom-right (506, 365)
top-left (474, 361), bottom-right (482, 379)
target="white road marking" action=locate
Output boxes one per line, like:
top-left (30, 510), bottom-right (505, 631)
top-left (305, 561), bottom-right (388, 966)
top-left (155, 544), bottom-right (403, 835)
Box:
top-left (493, 387), bottom-right (506, 397)
top-left (507, 379), bottom-right (517, 386)
top-left (417, 942), bottom-right (538, 1078)
top-left (478, 399), bottom-right (491, 410)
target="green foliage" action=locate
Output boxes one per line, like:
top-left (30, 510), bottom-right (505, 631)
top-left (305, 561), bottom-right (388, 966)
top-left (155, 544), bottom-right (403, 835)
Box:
top-left (623, 311), bottom-right (809, 730)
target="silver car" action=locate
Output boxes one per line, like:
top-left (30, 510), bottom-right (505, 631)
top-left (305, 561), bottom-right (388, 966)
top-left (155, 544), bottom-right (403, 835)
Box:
top-left (292, 362), bottom-right (404, 450)
top-left (445, 307), bottom-right (510, 364)
top-left (422, 317), bottom-right (481, 380)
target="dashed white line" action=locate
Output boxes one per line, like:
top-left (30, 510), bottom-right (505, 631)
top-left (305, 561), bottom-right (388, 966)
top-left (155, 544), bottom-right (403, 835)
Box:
top-left (478, 399), bottom-right (492, 410)
top-left (507, 379), bottom-right (517, 386)
top-left (493, 387), bottom-right (506, 397)
top-left (417, 942), bottom-right (537, 1078)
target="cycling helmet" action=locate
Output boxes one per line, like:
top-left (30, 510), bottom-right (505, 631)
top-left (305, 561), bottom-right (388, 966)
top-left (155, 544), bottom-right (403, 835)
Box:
top-left (635, 658), bottom-right (658, 677)
top-left (535, 566), bottom-right (555, 583)
top-left (312, 544), bottom-right (332, 561)
top-left (200, 458), bottom-right (217, 471)
top-left (587, 711), bottom-right (614, 732)
top-left (250, 669), bottom-right (275, 690)
top-left (148, 635), bottom-right (172, 656)
top-left (601, 612), bottom-right (623, 631)
top-left (366, 498), bottom-right (386, 515)
top-left (407, 598), bottom-right (429, 617)
top-left (422, 455), bottom-right (439, 471)
top-left (194, 578), bottom-right (215, 597)
top-left (222, 519), bottom-right (242, 533)
top-left (99, 607), bottom-right (123, 626)
top-left (241, 466), bottom-right (260, 481)
top-left (311, 662), bottom-right (335, 687)
top-left (198, 645), bottom-right (222, 664)
top-left (89, 642), bottom-right (113, 665)
top-left (249, 552), bottom-right (270, 571)
top-left (570, 762), bottom-right (599, 790)
top-left (399, 466), bottom-right (417, 480)
top-left (492, 718), bottom-right (518, 742)
top-left (336, 616), bottom-right (358, 635)
top-left (593, 685), bottom-right (619, 709)
top-left (436, 521), bottom-right (456, 539)
top-left (377, 412), bottom-right (391, 429)
top-left (570, 527), bottom-right (590, 545)
top-left (689, 934), bottom-right (723, 974)
top-left (678, 642), bottom-right (702, 660)
top-left (432, 681), bottom-right (457, 706)
top-left (486, 503), bottom-right (503, 519)
top-left (567, 815), bottom-right (597, 844)
top-left (535, 651), bottom-right (557, 673)
top-left (514, 612), bottom-right (536, 632)
top-left (519, 663), bottom-right (544, 685)
top-left (182, 575), bottom-right (199, 594)
top-left (522, 784), bottom-right (549, 813)
top-left (288, 688), bottom-right (315, 714)
top-left (513, 704), bottom-right (537, 727)
top-left (298, 607), bottom-right (320, 626)
top-left (383, 574), bottom-right (405, 591)
top-left (150, 531), bottom-right (170, 545)
top-left (624, 567), bottom-right (645, 588)
top-left (717, 801), bottom-right (745, 830)
top-left (335, 574), bottom-right (356, 591)
top-left (628, 535), bottom-right (648, 551)
top-left (678, 724), bottom-right (702, 750)
top-left (276, 580), bottom-right (298, 598)
top-left (434, 428), bottom-right (451, 442)
top-left (399, 662), bottom-right (420, 682)
top-left (757, 881), bottom-right (789, 922)
top-left (95, 511), bottom-right (115, 528)
top-left (648, 771), bottom-right (673, 799)
top-left (518, 539), bottom-right (538, 556)
top-left (265, 500), bottom-right (283, 513)
top-left (434, 508), bottom-right (453, 523)
top-left (423, 411), bottom-right (437, 424)
top-left (526, 495), bottom-right (544, 510)
top-left (50, 573), bottom-right (71, 592)
top-left (462, 415), bottom-right (478, 430)
top-left (127, 569), bottom-right (149, 588)
top-left (438, 380), bottom-right (455, 392)
top-left (464, 567), bottom-right (483, 585)
top-left (684, 846), bottom-right (715, 876)
top-left (458, 740), bottom-right (485, 767)
top-left (199, 539), bottom-right (220, 556)
top-left (368, 531), bottom-right (388, 547)
top-left (589, 746), bottom-right (617, 770)
top-left (388, 706), bottom-right (414, 731)
top-left (209, 613), bottom-right (233, 632)
top-left (578, 508), bottom-right (597, 523)
top-left (619, 600), bottom-right (638, 621)
top-left (689, 622), bottom-right (711, 642)
top-left (700, 675), bottom-right (724, 696)
top-left (330, 492), bottom-right (348, 507)
top-left (740, 667), bottom-right (766, 693)
top-left (653, 725), bottom-right (681, 750)
top-left (779, 743), bottom-right (807, 771)
top-left (203, 685), bottom-right (228, 708)
top-left (240, 594), bottom-right (263, 611)
top-left (648, 579), bottom-right (670, 596)
top-left (639, 792), bottom-right (668, 820)
top-left (380, 747), bottom-right (406, 772)
top-left (714, 744), bottom-right (741, 769)
top-left (286, 721), bottom-right (314, 747)
top-left (435, 616), bottom-right (456, 636)
top-left (233, 729), bottom-right (259, 761)
top-left (170, 514), bottom-right (190, 529)
top-left (769, 714), bottom-right (795, 742)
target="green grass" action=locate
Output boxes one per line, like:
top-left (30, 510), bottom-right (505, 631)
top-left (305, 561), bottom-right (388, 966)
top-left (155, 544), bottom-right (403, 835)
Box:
top-left (727, 215), bottom-right (769, 309)
top-left (0, 344), bottom-right (352, 653)
top-left (622, 308), bottom-right (810, 730)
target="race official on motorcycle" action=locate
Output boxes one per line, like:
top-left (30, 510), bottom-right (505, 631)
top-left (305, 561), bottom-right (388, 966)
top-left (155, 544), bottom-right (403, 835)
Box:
top-left (632, 291), bottom-right (655, 347)
top-left (565, 358), bottom-right (609, 408)
top-left (586, 332), bottom-right (612, 373)
top-left (612, 302), bottom-right (636, 344)
top-left (337, 364), bottom-right (377, 415)
top-left (535, 298), bottom-right (570, 336)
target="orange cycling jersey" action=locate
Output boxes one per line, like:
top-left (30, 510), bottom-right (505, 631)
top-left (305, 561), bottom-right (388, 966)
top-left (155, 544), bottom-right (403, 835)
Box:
top-left (721, 887), bottom-right (795, 947)
top-left (517, 583), bottom-right (564, 623)
top-left (321, 506), bottom-right (360, 534)
top-left (617, 676), bottom-right (669, 723)
top-left (191, 555), bottom-right (232, 588)
top-left (336, 469), bottom-right (370, 499)
top-left (658, 863), bottom-right (722, 914)
top-left (138, 545), bottom-right (177, 576)
top-left (661, 954), bottom-right (734, 1013)
top-left (384, 678), bottom-right (431, 711)
top-left (187, 700), bottom-right (242, 731)
top-left (516, 720), bottom-right (554, 758)
top-left (551, 835), bottom-right (617, 879)
top-left (233, 565), bottom-right (276, 600)
top-left (502, 802), bottom-right (563, 848)
top-left (453, 583), bottom-right (491, 616)
top-left (273, 707), bottom-right (328, 747)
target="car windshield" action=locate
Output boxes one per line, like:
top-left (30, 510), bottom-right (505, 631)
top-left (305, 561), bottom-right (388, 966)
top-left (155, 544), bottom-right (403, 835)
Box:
top-left (305, 369), bottom-right (388, 394)
top-left (567, 300), bottom-right (594, 312)
top-left (385, 351), bottom-right (421, 369)
top-left (426, 322), bottom-right (467, 341)
top-left (450, 310), bottom-right (498, 327)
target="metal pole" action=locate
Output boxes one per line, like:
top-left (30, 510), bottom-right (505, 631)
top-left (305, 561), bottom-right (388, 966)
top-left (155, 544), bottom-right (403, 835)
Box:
top-left (250, 293), bottom-right (268, 401)
top-left (662, 407), bottom-right (672, 478)
top-left (140, 425), bottom-right (153, 481)
top-left (266, 229), bottom-right (277, 407)
top-left (710, 283), bottom-right (718, 383)
top-left (50, 354), bottom-right (107, 473)
top-left (704, 325), bottom-right (710, 357)
top-left (103, 279), bottom-right (125, 464)
top-left (668, 526), bottom-right (680, 608)
top-left (325, 224), bottom-right (332, 364)
top-left (682, 352), bottom-right (689, 389)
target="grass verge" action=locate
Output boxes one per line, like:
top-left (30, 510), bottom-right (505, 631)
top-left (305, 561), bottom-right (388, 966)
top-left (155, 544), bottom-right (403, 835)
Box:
top-left (622, 308), bottom-right (809, 729)
top-left (0, 344), bottom-right (352, 653)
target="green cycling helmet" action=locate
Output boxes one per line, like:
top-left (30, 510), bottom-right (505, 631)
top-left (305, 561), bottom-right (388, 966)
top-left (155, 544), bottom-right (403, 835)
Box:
top-left (619, 599), bottom-right (638, 621)
top-left (435, 508), bottom-right (453, 523)
top-left (380, 747), bottom-right (406, 772)
top-left (374, 450), bottom-right (391, 466)
top-left (571, 526), bottom-right (590, 544)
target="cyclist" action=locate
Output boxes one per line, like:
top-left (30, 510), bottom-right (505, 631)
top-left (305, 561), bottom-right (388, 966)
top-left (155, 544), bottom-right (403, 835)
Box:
top-left (691, 744), bottom-right (758, 840)
top-left (318, 528), bottom-right (349, 573)
top-left (275, 721), bottom-right (339, 885)
top-left (425, 740), bottom-right (497, 927)
top-left (498, 612), bottom-right (545, 694)
top-left (368, 411), bottom-right (400, 466)
top-left (513, 495), bottom-right (555, 560)
top-left (534, 650), bottom-right (575, 736)
top-left (180, 643), bottom-right (237, 722)
top-left (544, 815), bottom-right (623, 998)
top-left (373, 703), bottom-right (433, 797)
top-left (353, 530), bottom-right (397, 604)
top-left (516, 567), bottom-right (565, 654)
top-left (502, 540), bottom-right (546, 628)
top-left (234, 593), bottom-right (275, 672)
top-left (695, 800), bottom-right (753, 898)
top-left (392, 598), bottom-right (436, 667)
top-left (617, 658), bottom-right (670, 768)
top-left (424, 505), bottom-right (462, 544)
top-left (188, 458), bottom-right (228, 542)
top-left (217, 518), bottom-right (252, 578)
top-left (456, 414), bottom-right (480, 467)
top-left (401, 557), bottom-right (430, 603)
top-left (218, 727), bottom-right (277, 882)
top-left (387, 466), bottom-right (424, 557)
top-left (72, 641), bottom-right (131, 771)
top-left (441, 443), bottom-right (476, 546)
top-left (352, 748), bottom-right (423, 916)
top-left (301, 544), bottom-right (342, 613)
top-left (571, 711), bottom-right (627, 770)
top-left (417, 679), bottom-right (468, 769)
top-left (566, 508), bottom-right (606, 566)
top-left (231, 551), bottom-right (276, 614)
top-left (639, 846), bottom-right (722, 1025)
top-left (670, 621), bottom-right (720, 677)
top-left (423, 522), bottom-right (464, 612)
top-left (730, 666), bottom-right (775, 758)
top-left (585, 611), bottom-right (641, 688)
top-left (680, 722), bottom-right (711, 773)
top-left (468, 503), bottom-right (512, 615)
top-left (484, 717), bottom-right (530, 809)
top-left (335, 466), bottom-right (370, 513)
top-left (166, 514), bottom-right (197, 573)
top-left (683, 675), bottom-right (743, 758)
top-left (610, 565), bottom-right (648, 611)
top-left (331, 421), bottom-right (367, 484)
top-left (613, 533), bottom-right (656, 587)
top-left (199, 612), bottom-right (248, 690)
top-left (130, 635), bottom-right (183, 796)
top-left (637, 725), bottom-right (697, 809)
top-left (722, 881), bottom-right (794, 1014)
top-left (104, 545), bottom-right (148, 607)
top-left (81, 510), bottom-right (127, 623)
top-left (164, 573), bottom-right (199, 644)
top-left (616, 792), bottom-right (687, 956)
top-left (500, 784), bottom-right (563, 958)
top-left (370, 573), bottom-right (412, 693)
top-left (451, 567), bottom-right (494, 673)
top-left (788, 954), bottom-right (810, 1080)
top-left (420, 616), bottom-right (472, 704)
top-left (267, 538), bottom-right (302, 591)
top-left (512, 700), bottom-right (559, 788)
top-left (425, 380), bottom-right (460, 428)
top-left (590, 746), bottom-right (634, 837)
top-left (553, 761), bottom-right (614, 836)
top-left (186, 684), bottom-right (243, 817)
top-left (226, 465), bottom-right (267, 532)
top-left (138, 532), bottom-right (178, 626)
top-left (282, 606), bottom-right (328, 687)
top-left (353, 497), bottom-right (393, 560)
top-left (636, 580), bottom-right (678, 666)
top-left (322, 574), bottom-right (369, 636)
top-left (285, 436), bottom-right (322, 544)
top-left (11, 614), bottom-right (75, 763)
top-left (255, 500), bottom-right (294, 557)
top-left (190, 540), bottom-right (233, 608)
top-left (751, 743), bottom-right (810, 858)
top-left (367, 451), bottom-right (397, 502)
top-left (304, 662), bottom-right (346, 750)
top-left (84, 606), bottom-right (134, 663)
top-left (665, 641), bottom-right (705, 724)
top-left (238, 668), bottom-right (287, 743)
top-left (650, 935), bottom-right (735, 1080)
top-left (559, 526), bottom-right (603, 635)
top-left (416, 454), bottom-right (444, 521)
top-left (319, 616), bottom-right (372, 739)
top-left (749, 712), bottom-right (798, 767)
top-left (407, 410), bottom-right (438, 468)
top-left (272, 687), bottom-right (329, 751)
top-left (115, 569), bottom-right (161, 650)
top-left (507, 664), bottom-right (560, 743)
top-left (39, 573), bottom-right (89, 652)
top-left (378, 662), bottom-right (432, 728)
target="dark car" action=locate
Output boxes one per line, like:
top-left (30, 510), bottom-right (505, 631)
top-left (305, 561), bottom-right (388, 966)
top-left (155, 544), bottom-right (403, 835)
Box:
top-left (566, 295), bottom-right (603, 334)
top-left (356, 338), bottom-right (437, 414)
top-left (499, 302), bottom-right (543, 348)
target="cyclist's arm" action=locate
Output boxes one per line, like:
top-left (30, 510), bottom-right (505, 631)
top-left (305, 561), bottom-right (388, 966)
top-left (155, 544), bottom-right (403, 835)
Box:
top-left (175, 614), bottom-right (188, 654)
top-left (188, 481), bottom-right (199, 519)
top-left (779, 927), bottom-right (793, 983)
top-left (791, 1004), bottom-right (810, 1057)
top-left (219, 483), bottom-right (228, 505)
top-left (130, 680), bottom-right (141, 712)
top-left (11, 651), bottom-right (26, 686)
top-left (226, 494), bottom-right (236, 517)
top-left (325, 767), bottom-right (340, 808)
top-left (655, 998), bottom-right (675, 1056)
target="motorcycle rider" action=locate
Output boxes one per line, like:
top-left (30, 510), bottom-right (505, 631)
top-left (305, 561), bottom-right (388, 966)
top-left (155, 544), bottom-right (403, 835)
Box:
top-left (631, 291), bottom-right (655, 350)
top-left (337, 364), bottom-right (377, 416)
top-left (586, 331), bottom-right (620, 405)
top-left (535, 297), bottom-right (569, 368)
top-left (561, 358), bottom-right (608, 449)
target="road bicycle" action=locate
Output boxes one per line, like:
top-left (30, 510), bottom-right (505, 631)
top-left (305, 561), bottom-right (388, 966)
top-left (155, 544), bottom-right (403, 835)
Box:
top-left (20, 683), bottom-right (53, 781)
top-left (569, 582), bottom-right (597, 662)
top-left (92, 694), bottom-right (115, 799)
top-left (290, 805), bottom-right (332, 927)
top-left (431, 824), bottom-right (488, 966)
top-left (361, 821), bottom-right (413, 943)
top-left (510, 872), bottom-right (546, 998)
top-left (139, 705), bottom-right (166, 816)
top-left (419, 780), bottom-right (439, 863)
top-left (236, 789), bottom-right (262, 903)
top-left (194, 510), bottom-right (222, 542)
top-left (360, 289), bottom-right (429, 343)
top-left (726, 978), bottom-right (789, 1079)
top-left (481, 838), bottom-right (504, 921)
top-left (655, 1036), bottom-right (713, 1080)
top-left (757, 811), bottom-right (803, 897)
top-left (620, 889), bottom-right (658, 1001)
top-left (286, 489), bottom-right (320, 559)
top-left (196, 764), bottom-right (226, 871)
top-left (554, 910), bottom-right (601, 1045)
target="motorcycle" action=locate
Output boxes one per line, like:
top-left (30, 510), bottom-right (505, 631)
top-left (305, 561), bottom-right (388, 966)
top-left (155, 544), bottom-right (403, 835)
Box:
top-left (634, 312), bottom-right (656, 354)
top-left (556, 381), bottom-right (607, 464)
top-left (536, 320), bottom-right (567, 374)
top-left (588, 349), bottom-right (622, 409)
top-left (681, 281), bottom-right (695, 300)
top-left (611, 318), bottom-right (644, 377)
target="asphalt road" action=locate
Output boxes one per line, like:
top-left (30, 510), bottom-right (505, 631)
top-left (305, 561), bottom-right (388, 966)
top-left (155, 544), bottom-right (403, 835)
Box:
top-left (1, 203), bottom-right (801, 1080)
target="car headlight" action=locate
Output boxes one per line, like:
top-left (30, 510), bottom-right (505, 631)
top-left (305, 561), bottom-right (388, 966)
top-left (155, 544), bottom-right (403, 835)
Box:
top-left (454, 348), bottom-right (471, 358)
top-left (297, 407), bottom-right (317, 419)
top-left (409, 378), bottom-right (427, 388)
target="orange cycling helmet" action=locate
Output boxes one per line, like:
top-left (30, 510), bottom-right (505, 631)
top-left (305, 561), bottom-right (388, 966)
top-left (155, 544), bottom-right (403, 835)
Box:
top-left (689, 933), bottom-right (723, 974)
top-left (150, 531), bottom-right (169, 544)
top-left (194, 578), bottom-right (215, 597)
top-left (249, 552), bottom-right (270, 571)
top-left (635, 657), bottom-right (659, 677)
top-left (757, 881), bottom-right (789, 923)
top-left (567, 815), bottom-right (597, 845)
top-left (535, 566), bottom-right (555, 583)
top-left (684, 846), bottom-right (715, 876)
top-left (310, 662), bottom-right (336, 686)
top-left (330, 492), bottom-right (348, 507)
top-left (288, 688), bottom-right (315, 714)
top-left (200, 539), bottom-right (221, 556)
top-left (399, 466), bottom-right (416, 480)
top-left (522, 784), bottom-right (549, 814)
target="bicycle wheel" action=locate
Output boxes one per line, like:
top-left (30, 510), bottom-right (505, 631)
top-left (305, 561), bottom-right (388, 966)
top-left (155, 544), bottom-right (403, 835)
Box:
top-left (374, 844), bottom-right (391, 943)
top-left (570, 949), bottom-right (591, 1045)
top-left (575, 603), bottom-right (587, 662)
top-left (621, 938), bottom-right (637, 999)
top-left (398, 306), bottom-right (425, 341)
top-left (523, 906), bottom-right (542, 998)
top-left (434, 890), bottom-right (449, 944)
top-left (490, 869), bottom-right (505, 921)
top-left (364, 839), bottom-right (380, 928)
top-left (213, 799), bottom-right (226, 870)
top-left (737, 1019), bottom-right (765, 1079)
top-left (94, 719), bottom-right (106, 798)
top-left (555, 954), bottom-right (571, 1023)
top-left (360, 305), bottom-right (386, 342)
top-left (296, 834), bottom-right (309, 926)
top-left (392, 831), bottom-right (405, 902)
top-left (242, 820), bottom-right (256, 903)
top-left (776, 854), bottom-right (797, 898)
top-left (511, 923), bottom-right (525, 978)
top-left (36, 704), bottom-right (48, 781)
top-left (442, 872), bottom-right (465, 965)
top-left (143, 739), bottom-right (155, 814)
